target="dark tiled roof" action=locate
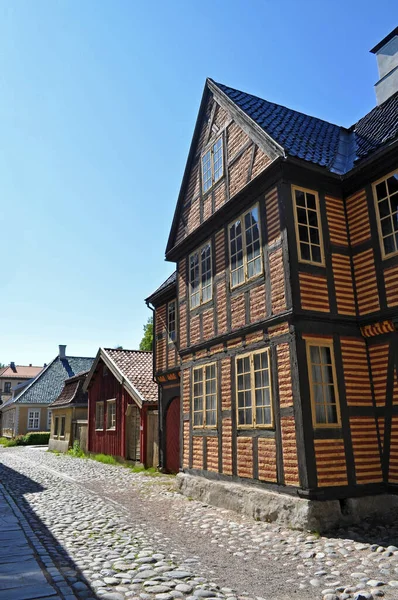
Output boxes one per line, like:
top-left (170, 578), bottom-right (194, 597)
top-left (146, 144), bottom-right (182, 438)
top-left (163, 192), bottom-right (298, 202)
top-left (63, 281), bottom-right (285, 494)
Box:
top-left (353, 91), bottom-right (398, 160)
top-left (50, 372), bottom-right (88, 408)
top-left (7, 356), bottom-right (94, 407)
top-left (146, 271), bottom-right (176, 302)
top-left (215, 82), bottom-right (343, 170)
top-left (214, 82), bottom-right (398, 174)
top-left (104, 349), bottom-right (157, 403)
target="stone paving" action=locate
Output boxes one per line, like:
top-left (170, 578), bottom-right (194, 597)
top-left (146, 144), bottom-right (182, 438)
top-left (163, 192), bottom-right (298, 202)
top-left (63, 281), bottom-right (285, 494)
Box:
top-left (1, 447), bottom-right (398, 600)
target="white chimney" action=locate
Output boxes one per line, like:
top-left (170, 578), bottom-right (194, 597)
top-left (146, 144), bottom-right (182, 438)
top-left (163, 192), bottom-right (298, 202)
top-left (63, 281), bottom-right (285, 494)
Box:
top-left (59, 345), bottom-right (66, 359)
top-left (371, 27), bottom-right (398, 105)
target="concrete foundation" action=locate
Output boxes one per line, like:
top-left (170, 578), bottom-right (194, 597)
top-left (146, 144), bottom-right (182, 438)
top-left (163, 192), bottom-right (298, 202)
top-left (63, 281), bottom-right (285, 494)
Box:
top-left (177, 473), bottom-right (398, 532)
top-left (48, 438), bottom-right (69, 453)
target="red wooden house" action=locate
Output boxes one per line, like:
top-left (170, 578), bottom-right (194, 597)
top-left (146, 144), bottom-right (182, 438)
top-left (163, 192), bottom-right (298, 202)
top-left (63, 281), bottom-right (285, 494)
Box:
top-left (147, 28), bottom-right (398, 528)
top-left (84, 348), bottom-right (158, 467)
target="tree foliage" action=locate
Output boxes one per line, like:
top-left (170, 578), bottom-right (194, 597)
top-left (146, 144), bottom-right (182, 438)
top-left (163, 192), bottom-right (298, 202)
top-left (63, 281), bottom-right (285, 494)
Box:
top-left (139, 316), bottom-right (153, 351)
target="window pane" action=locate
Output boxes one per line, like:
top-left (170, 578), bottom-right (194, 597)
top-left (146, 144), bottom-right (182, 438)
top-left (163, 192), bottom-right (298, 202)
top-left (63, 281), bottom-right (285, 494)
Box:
top-left (309, 228), bottom-right (320, 245)
top-left (300, 243), bottom-right (311, 261)
top-left (307, 210), bottom-right (319, 227)
top-left (315, 403), bottom-right (327, 424)
top-left (297, 208), bottom-right (307, 224)
top-left (326, 403), bottom-right (338, 424)
top-left (384, 235), bottom-right (396, 255)
top-left (391, 193), bottom-right (398, 215)
top-left (319, 346), bottom-right (332, 364)
top-left (310, 345), bottom-right (320, 364)
top-left (379, 199), bottom-right (390, 217)
top-left (298, 225), bottom-right (309, 242)
top-left (381, 216), bottom-right (393, 236)
top-left (202, 151), bottom-right (212, 192)
top-left (387, 174), bottom-right (398, 196)
top-left (306, 193), bottom-right (316, 210)
top-left (311, 245), bottom-right (322, 263)
top-left (295, 189), bottom-right (306, 207)
top-left (312, 364), bottom-right (322, 383)
top-left (213, 138), bottom-right (223, 182)
top-left (376, 180), bottom-right (388, 200)
top-left (322, 365), bottom-right (334, 384)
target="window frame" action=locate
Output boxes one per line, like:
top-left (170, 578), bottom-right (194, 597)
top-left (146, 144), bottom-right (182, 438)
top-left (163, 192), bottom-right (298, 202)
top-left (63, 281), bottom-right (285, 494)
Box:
top-left (27, 409), bottom-right (40, 431)
top-left (95, 401), bottom-right (104, 431)
top-left (372, 169), bottom-right (398, 260)
top-left (189, 241), bottom-right (213, 309)
top-left (192, 362), bottom-right (218, 429)
top-left (292, 185), bottom-right (325, 267)
top-left (4, 382), bottom-right (11, 393)
top-left (305, 337), bottom-right (341, 429)
top-left (228, 203), bottom-right (263, 290)
top-left (106, 399), bottom-right (117, 431)
top-left (60, 415), bottom-right (66, 438)
top-left (201, 136), bottom-right (224, 194)
top-left (167, 300), bottom-right (177, 345)
top-left (235, 349), bottom-right (274, 429)
top-left (54, 416), bottom-right (59, 437)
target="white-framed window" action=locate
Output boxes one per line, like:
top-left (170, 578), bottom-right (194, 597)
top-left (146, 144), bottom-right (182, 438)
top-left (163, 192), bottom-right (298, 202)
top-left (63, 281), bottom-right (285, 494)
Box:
top-left (189, 241), bottom-right (212, 308)
top-left (292, 186), bottom-right (325, 265)
top-left (47, 410), bottom-right (52, 431)
top-left (202, 137), bottom-right (223, 193)
top-left (236, 350), bottom-right (273, 428)
top-left (229, 205), bottom-right (262, 288)
top-left (107, 399), bottom-right (116, 430)
top-left (28, 409), bottom-right (40, 431)
top-left (192, 363), bottom-right (217, 428)
top-left (305, 338), bottom-right (340, 428)
top-left (167, 300), bottom-right (176, 344)
top-left (95, 402), bottom-right (104, 430)
top-left (373, 170), bottom-right (398, 258)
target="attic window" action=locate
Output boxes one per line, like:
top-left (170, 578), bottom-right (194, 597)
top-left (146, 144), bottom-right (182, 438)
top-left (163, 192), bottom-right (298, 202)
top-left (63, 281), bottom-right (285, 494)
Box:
top-left (202, 137), bottom-right (223, 193)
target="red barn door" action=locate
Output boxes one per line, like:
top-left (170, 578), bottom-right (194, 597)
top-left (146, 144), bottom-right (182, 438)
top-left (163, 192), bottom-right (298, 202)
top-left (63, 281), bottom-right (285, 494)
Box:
top-left (165, 397), bottom-right (180, 473)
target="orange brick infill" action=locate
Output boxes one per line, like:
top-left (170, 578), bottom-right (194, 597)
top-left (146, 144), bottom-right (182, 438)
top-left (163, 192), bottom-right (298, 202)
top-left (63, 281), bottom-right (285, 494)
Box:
top-left (182, 369), bottom-right (190, 413)
top-left (268, 322), bottom-right (289, 338)
top-left (187, 198), bottom-right (201, 236)
top-left (203, 309), bottom-right (215, 339)
top-left (281, 416), bottom-right (299, 486)
top-left (231, 293), bottom-right (246, 330)
top-left (216, 282), bottom-right (228, 335)
top-left (183, 422), bottom-right (190, 468)
top-left (206, 437), bottom-right (219, 472)
top-left (270, 247), bottom-right (286, 314)
top-left (221, 357), bottom-right (232, 410)
top-left (277, 343), bottom-right (293, 407)
top-left (179, 308), bottom-right (188, 349)
top-left (245, 330), bottom-right (264, 345)
top-left (249, 284), bottom-right (266, 323)
top-left (222, 418), bottom-right (233, 475)
top-left (209, 343), bottom-right (224, 356)
top-left (215, 230), bottom-right (226, 275)
top-left (237, 437), bottom-right (254, 479)
top-left (227, 337), bottom-right (243, 349)
top-left (192, 436), bottom-right (203, 470)
top-left (258, 438), bottom-right (277, 482)
top-left (190, 314), bottom-right (200, 346)
top-left (178, 259), bottom-right (186, 299)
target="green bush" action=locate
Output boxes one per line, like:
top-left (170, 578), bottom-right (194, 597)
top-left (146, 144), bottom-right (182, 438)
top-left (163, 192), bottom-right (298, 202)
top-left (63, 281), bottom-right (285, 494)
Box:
top-left (93, 453), bottom-right (118, 465)
top-left (67, 441), bottom-right (85, 458)
top-left (22, 432), bottom-right (50, 445)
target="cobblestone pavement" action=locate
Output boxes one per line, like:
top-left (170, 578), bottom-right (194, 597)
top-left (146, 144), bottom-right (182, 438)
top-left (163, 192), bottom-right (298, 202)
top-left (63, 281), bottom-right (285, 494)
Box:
top-left (1, 448), bottom-right (398, 600)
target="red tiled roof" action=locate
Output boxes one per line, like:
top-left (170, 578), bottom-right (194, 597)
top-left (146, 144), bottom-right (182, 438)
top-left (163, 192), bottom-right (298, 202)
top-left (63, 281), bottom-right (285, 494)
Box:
top-left (104, 349), bottom-right (157, 403)
top-left (0, 365), bottom-right (43, 379)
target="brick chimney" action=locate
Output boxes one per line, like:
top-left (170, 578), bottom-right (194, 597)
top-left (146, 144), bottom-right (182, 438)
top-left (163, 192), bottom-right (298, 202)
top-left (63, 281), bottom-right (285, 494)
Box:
top-left (59, 345), bottom-right (66, 359)
top-left (371, 27), bottom-right (398, 105)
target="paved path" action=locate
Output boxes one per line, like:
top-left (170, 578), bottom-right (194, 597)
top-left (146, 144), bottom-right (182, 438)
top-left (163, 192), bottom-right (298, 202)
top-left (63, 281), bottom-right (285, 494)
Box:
top-left (1, 447), bottom-right (398, 600)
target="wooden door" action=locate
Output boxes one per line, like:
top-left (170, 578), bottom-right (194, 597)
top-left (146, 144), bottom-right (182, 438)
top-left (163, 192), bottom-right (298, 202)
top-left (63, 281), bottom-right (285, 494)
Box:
top-left (126, 404), bottom-right (140, 462)
top-left (146, 410), bottom-right (159, 468)
top-left (165, 397), bottom-right (180, 473)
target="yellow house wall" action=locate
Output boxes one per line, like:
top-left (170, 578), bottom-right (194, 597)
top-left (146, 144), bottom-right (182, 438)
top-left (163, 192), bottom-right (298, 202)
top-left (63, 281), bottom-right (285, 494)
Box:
top-left (18, 405), bottom-right (50, 436)
top-left (48, 406), bottom-right (87, 452)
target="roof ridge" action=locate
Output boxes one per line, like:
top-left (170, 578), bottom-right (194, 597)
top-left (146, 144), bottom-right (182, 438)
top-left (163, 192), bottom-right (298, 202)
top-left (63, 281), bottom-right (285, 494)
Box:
top-left (104, 348), bottom-right (152, 354)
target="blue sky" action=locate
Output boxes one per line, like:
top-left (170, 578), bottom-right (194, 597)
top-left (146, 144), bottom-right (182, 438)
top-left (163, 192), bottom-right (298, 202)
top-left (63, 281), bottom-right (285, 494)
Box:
top-left (0, 0), bottom-right (395, 365)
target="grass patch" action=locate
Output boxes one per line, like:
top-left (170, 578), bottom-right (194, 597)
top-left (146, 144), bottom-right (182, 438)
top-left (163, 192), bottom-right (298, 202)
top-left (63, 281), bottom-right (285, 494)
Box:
top-left (128, 465), bottom-right (162, 476)
top-left (92, 453), bottom-right (118, 465)
top-left (67, 441), bottom-right (86, 458)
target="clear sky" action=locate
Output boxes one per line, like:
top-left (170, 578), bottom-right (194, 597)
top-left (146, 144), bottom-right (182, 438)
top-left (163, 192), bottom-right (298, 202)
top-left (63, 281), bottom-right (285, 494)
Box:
top-left (0, 0), bottom-right (395, 365)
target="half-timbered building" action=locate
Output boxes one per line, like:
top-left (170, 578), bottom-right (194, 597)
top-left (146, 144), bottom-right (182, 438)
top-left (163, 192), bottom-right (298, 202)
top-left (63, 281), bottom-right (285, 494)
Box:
top-left (148, 28), bottom-right (398, 521)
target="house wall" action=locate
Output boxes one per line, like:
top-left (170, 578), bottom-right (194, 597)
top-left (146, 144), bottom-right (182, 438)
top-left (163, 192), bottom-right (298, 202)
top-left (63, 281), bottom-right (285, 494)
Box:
top-left (17, 405), bottom-right (50, 436)
top-left (87, 360), bottom-right (129, 458)
top-left (175, 95), bottom-right (272, 247)
top-left (48, 406), bottom-right (87, 452)
top-left (0, 406), bottom-right (17, 437)
top-left (155, 298), bottom-right (179, 375)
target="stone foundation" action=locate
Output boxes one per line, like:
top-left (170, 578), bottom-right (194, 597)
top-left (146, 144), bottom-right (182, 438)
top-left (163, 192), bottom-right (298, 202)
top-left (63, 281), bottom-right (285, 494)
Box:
top-left (177, 473), bottom-right (398, 532)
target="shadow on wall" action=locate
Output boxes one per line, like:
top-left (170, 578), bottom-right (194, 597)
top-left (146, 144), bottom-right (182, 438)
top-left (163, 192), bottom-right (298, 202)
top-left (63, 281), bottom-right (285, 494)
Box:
top-left (0, 461), bottom-right (100, 599)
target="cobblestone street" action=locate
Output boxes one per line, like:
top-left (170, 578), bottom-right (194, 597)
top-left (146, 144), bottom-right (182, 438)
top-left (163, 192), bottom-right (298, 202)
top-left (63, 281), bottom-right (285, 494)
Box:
top-left (1, 447), bottom-right (398, 600)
